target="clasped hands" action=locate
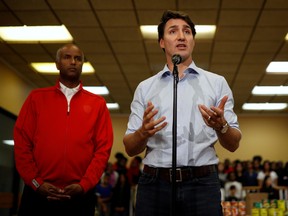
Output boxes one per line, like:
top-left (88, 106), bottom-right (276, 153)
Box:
top-left (37, 182), bottom-right (83, 201)
top-left (140, 96), bottom-right (228, 135)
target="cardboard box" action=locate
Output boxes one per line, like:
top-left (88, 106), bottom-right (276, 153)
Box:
top-left (245, 193), bottom-right (268, 215)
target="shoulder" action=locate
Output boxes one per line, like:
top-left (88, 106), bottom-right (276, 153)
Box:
top-left (27, 86), bottom-right (57, 98)
top-left (138, 73), bottom-right (160, 87)
top-left (81, 89), bottom-right (106, 103)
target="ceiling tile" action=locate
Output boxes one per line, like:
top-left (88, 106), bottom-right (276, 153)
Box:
top-left (187, 10), bottom-right (218, 24)
top-left (219, 10), bottom-right (259, 26)
top-left (0, 12), bottom-right (22, 25)
top-left (55, 10), bottom-right (99, 27)
top-left (215, 27), bottom-right (253, 41)
top-left (134, 0), bottom-right (175, 10)
top-left (247, 41), bottom-right (283, 53)
top-left (47, 0), bottom-right (91, 10)
top-left (213, 41), bottom-right (246, 53)
top-left (3, 0), bottom-right (49, 10)
top-left (97, 11), bottom-right (138, 27)
top-left (77, 41), bottom-right (111, 54)
top-left (105, 27), bottom-right (142, 41)
top-left (265, 0), bottom-right (288, 9)
top-left (90, 0), bottom-right (133, 10)
top-left (14, 11), bottom-right (59, 25)
top-left (222, 0), bottom-right (263, 9)
top-left (68, 27), bottom-right (106, 41)
top-left (138, 10), bottom-right (166, 25)
top-left (117, 54), bottom-right (148, 64)
top-left (252, 27), bottom-right (288, 41)
top-left (258, 10), bottom-right (288, 27)
top-left (111, 41), bottom-right (145, 54)
top-left (179, 0), bottom-right (220, 9)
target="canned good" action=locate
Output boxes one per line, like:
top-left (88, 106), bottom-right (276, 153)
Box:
top-left (260, 208), bottom-right (268, 216)
top-left (252, 208), bottom-right (260, 216)
top-left (277, 208), bottom-right (284, 216)
top-left (268, 207), bottom-right (276, 216)
top-left (278, 200), bottom-right (286, 211)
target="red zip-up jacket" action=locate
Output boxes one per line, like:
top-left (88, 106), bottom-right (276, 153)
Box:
top-left (14, 81), bottom-right (113, 193)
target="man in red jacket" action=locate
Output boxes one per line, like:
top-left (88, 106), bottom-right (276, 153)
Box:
top-left (14, 44), bottom-right (114, 216)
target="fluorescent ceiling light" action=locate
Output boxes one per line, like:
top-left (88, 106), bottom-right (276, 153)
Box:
top-left (0, 25), bottom-right (73, 43)
top-left (30, 62), bottom-right (94, 74)
top-left (3, 140), bottom-right (14, 146)
top-left (140, 25), bottom-right (216, 40)
top-left (107, 103), bottom-right (119, 110)
top-left (242, 103), bottom-right (288, 110)
top-left (195, 25), bottom-right (216, 39)
top-left (266, 61), bottom-right (288, 73)
top-left (252, 86), bottom-right (288, 95)
top-left (83, 86), bottom-right (109, 95)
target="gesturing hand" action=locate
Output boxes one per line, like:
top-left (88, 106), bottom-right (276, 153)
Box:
top-left (198, 96), bottom-right (228, 130)
top-left (139, 101), bottom-right (167, 138)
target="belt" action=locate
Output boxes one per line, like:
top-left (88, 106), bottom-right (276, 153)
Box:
top-left (143, 164), bottom-right (217, 183)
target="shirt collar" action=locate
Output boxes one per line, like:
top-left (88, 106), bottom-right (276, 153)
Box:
top-left (159, 61), bottom-right (199, 78)
top-left (59, 82), bottom-right (80, 94)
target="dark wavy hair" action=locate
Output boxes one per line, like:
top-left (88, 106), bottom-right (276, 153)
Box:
top-left (157, 10), bottom-right (196, 43)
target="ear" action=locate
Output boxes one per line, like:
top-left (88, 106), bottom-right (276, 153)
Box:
top-left (55, 61), bottom-right (60, 70)
top-left (159, 38), bottom-right (165, 49)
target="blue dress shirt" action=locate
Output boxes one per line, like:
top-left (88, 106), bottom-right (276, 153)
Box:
top-left (125, 61), bottom-right (240, 167)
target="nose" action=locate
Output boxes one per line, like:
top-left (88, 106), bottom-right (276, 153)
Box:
top-left (70, 57), bottom-right (76, 64)
top-left (177, 31), bottom-right (185, 41)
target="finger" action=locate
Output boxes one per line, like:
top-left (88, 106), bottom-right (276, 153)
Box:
top-left (143, 103), bottom-right (156, 120)
top-left (218, 96), bottom-right (228, 110)
top-left (153, 116), bottom-right (166, 127)
top-left (151, 122), bottom-right (168, 134)
top-left (198, 105), bottom-right (211, 120)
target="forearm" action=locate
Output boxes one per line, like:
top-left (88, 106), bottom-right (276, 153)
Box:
top-left (217, 127), bottom-right (241, 152)
top-left (123, 129), bottom-right (148, 157)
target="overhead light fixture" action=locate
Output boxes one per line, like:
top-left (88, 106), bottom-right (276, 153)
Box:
top-left (285, 33), bottom-right (288, 40)
top-left (266, 61), bottom-right (288, 73)
top-left (252, 86), bottom-right (288, 95)
top-left (30, 62), bottom-right (95, 74)
top-left (83, 86), bottom-right (109, 95)
top-left (107, 103), bottom-right (119, 110)
top-left (3, 140), bottom-right (14, 146)
top-left (0, 25), bottom-right (73, 43)
top-left (242, 103), bottom-right (288, 110)
top-left (140, 25), bottom-right (216, 40)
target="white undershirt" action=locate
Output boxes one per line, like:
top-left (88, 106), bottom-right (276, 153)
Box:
top-left (59, 82), bottom-right (80, 112)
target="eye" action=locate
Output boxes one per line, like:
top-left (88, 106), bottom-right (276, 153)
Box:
top-left (75, 56), bottom-right (82, 62)
top-left (169, 30), bottom-right (176, 35)
top-left (63, 55), bottom-right (70, 59)
top-left (184, 29), bottom-right (191, 35)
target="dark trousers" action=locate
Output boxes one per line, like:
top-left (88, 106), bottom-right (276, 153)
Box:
top-left (135, 170), bottom-right (223, 216)
top-left (18, 185), bottom-right (96, 216)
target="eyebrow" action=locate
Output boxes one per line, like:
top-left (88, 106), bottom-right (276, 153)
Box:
top-left (168, 24), bottom-right (191, 30)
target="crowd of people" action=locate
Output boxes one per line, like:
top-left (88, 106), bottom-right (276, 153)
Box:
top-left (96, 153), bottom-right (288, 216)
top-left (95, 153), bottom-right (143, 216)
top-left (218, 155), bottom-right (288, 201)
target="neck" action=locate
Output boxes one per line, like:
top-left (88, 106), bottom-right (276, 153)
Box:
top-left (168, 57), bottom-right (192, 78)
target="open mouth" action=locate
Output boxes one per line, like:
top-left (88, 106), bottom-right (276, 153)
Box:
top-left (176, 44), bottom-right (186, 49)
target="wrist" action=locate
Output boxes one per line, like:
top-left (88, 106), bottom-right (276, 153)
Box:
top-left (215, 121), bottom-right (229, 134)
